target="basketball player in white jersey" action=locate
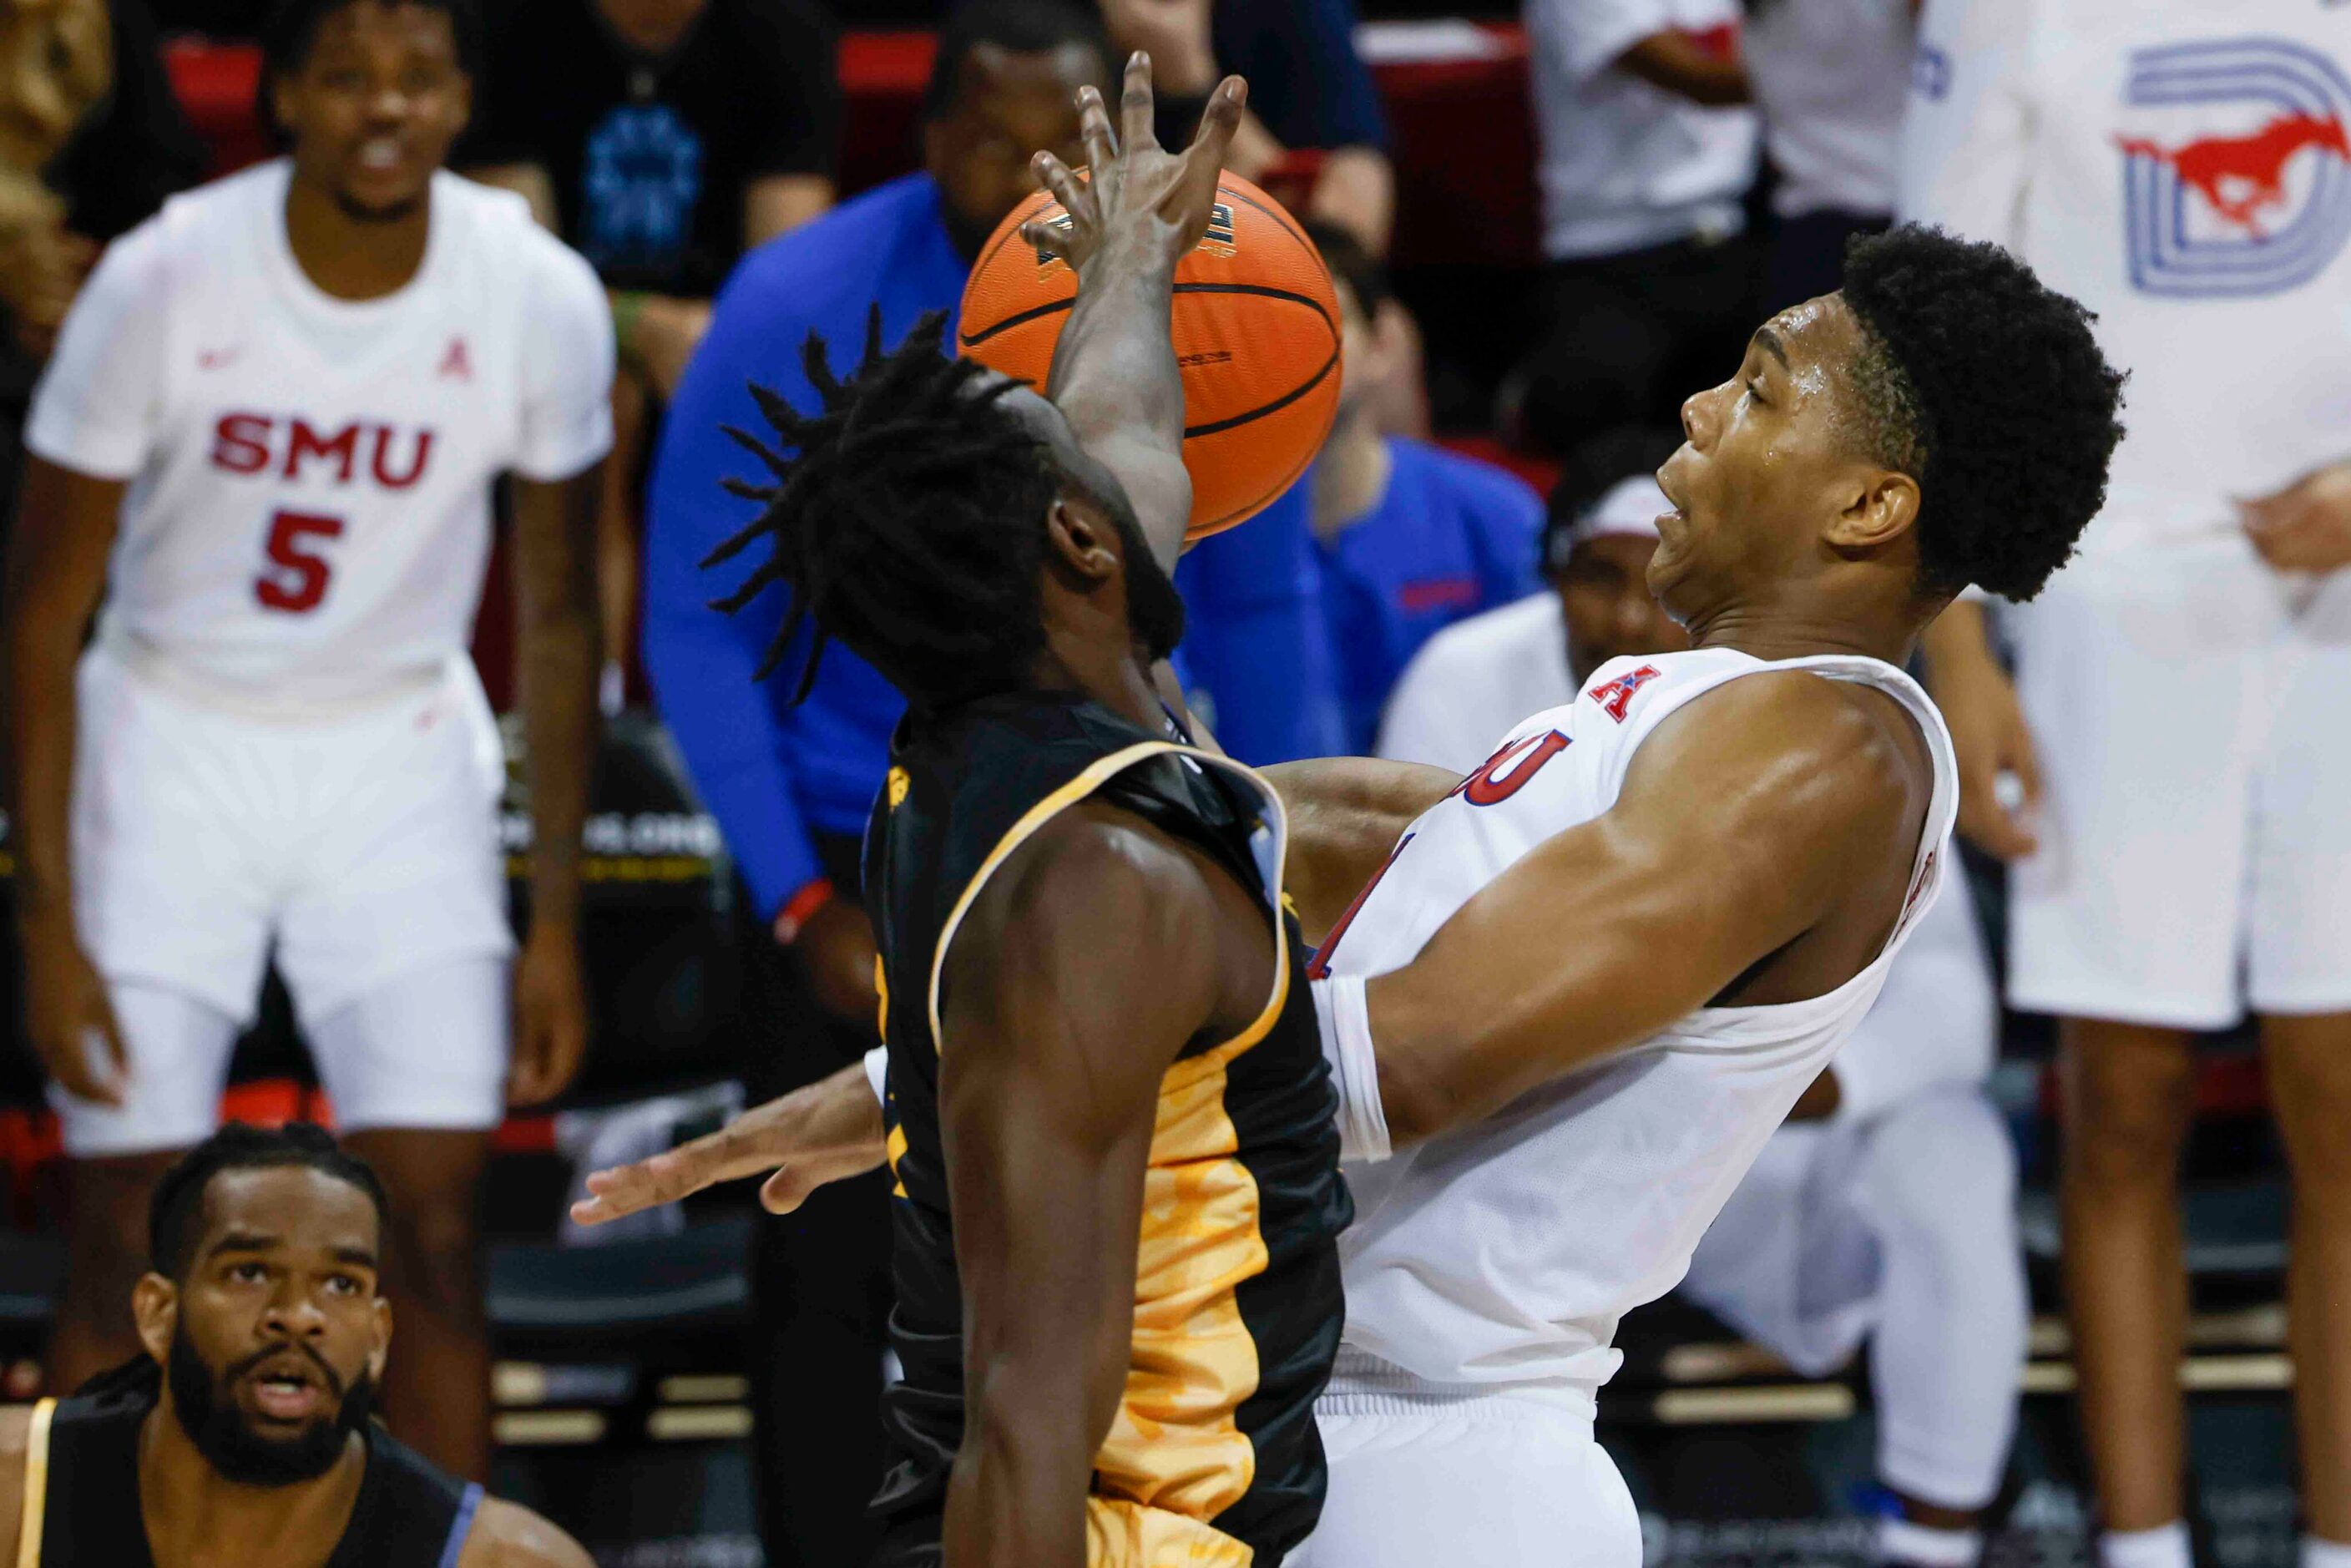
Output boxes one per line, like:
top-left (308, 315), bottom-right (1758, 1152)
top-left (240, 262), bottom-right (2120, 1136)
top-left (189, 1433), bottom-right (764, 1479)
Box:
top-left (3, 0), bottom-right (612, 1479)
top-left (565, 219), bottom-right (2121, 1565)
top-left (1381, 459), bottom-right (2025, 1568)
top-left (1900, 7), bottom-right (2351, 1566)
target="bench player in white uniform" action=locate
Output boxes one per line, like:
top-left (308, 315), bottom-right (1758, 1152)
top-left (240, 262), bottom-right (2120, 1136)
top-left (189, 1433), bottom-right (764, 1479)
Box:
top-left (3, 0), bottom-right (612, 1478)
top-left (564, 223), bottom-right (2121, 1566)
top-left (1900, 6), bottom-right (2351, 1566)
top-left (1380, 463), bottom-right (2026, 1568)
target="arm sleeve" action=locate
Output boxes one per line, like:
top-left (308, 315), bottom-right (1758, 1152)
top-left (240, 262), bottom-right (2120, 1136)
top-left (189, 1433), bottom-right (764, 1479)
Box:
top-left (1529, 0), bottom-right (1670, 87)
top-left (1172, 483), bottom-right (1346, 766)
top-left (1894, 0), bottom-right (2037, 246)
top-left (513, 231), bottom-right (617, 481)
top-left (733, 0), bottom-right (843, 179)
top-left (640, 254), bottom-right (830, 917)
top-left (23, 219), bottom-right (169, 480)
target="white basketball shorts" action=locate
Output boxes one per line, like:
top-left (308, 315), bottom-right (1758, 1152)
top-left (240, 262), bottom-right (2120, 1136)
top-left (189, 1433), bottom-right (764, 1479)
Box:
top-left (1291, 1351), bottom-right (1641, 1568)
top-left (63, 645), bottom-right (513, 1151)
top-left (2007, 541), bottom-right (2351, 1028)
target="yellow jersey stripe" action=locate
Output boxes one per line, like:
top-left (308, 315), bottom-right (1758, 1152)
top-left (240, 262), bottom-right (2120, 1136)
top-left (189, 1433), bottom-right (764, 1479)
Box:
top-left (17, 1398), bottom-right (53, 1568)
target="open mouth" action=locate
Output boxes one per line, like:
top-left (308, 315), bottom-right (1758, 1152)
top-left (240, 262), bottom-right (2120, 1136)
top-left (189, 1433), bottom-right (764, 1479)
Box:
top-left (244, 1354), bottom-right (333, 1423)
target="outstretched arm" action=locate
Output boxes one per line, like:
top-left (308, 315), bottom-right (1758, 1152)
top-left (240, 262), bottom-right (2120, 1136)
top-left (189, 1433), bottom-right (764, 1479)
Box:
top-left (1260, 757), bottom-right (1459, 944)
top-left (1028, 54), bottom-right (1246, 574)
top-left (938, 804), bottom-right (1229, 1568)
top-left (1359, 674), bottom-right (1923, 1144)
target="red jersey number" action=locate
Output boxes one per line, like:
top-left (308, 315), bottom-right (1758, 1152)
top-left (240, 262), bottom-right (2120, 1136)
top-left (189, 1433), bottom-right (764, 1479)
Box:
top-left (254, 509), bottom-right (345, 614)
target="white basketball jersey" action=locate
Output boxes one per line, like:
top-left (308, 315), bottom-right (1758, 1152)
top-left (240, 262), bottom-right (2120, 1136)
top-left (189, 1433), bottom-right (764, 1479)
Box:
top-left (26, 159), bottom-right (614, 714)
top-left (1317, 646), bottom-right (1959, 1403)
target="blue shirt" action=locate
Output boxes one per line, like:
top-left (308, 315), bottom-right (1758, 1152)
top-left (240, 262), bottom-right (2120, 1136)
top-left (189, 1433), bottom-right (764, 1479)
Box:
top-left (1214, 0), bottom-right (1391, 153)
top-left (644, 172), bottom-right (1339, 917)
top-left (1312, 438), bottom-right (1545, 754)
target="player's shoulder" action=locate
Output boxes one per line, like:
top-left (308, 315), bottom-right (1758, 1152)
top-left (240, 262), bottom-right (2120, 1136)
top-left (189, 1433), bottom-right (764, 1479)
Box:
top-left (1653, 664), bottom-right (1927, 816)
top-left (456, 1496), bottom-right (595, 1568)
top-left (434, 174), bottom-right (604, 301)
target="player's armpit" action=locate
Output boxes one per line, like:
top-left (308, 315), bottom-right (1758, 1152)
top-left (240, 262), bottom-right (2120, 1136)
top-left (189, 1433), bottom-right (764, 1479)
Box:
top-left (1366, 672), bottom-right (1924, 1146)
top-left (1259, 757), bottom-right (1459, 945)
top-left (457, 1496), bottom-right (597, 1568)
top-left (936, 803), bottom-right (1230, 1568)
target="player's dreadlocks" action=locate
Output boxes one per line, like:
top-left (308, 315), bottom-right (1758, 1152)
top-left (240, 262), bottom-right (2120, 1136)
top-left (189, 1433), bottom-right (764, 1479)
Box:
top-left (703, 309), bottom-right (1072, 711)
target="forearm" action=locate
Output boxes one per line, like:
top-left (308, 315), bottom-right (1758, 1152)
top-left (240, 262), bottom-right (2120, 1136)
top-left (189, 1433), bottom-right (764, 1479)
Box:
top-left (1047, 240), bottom-right (1189, 571)
top-left (943, 1359), bottom-right (1101, 1568)
top-left (1261, 757), bottom-right (1455, 943)
top-left (1917, 598), bottom-right (1997, 693)
top-left (515, 478), bottom-right (604, 929)
top-left (3, 609), bottom-right (81, 927)
top-left (1307, 148), bottom-right (1395, 256)
top-left (1617, 33), bottom-right (1751, 105)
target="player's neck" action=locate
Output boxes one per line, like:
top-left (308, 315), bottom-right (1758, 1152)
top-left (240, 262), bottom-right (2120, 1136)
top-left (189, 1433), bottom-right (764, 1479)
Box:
top-left (1310, 412), bottom-right (1389, 544)
top-left (282, 173), bottom-right (432, 303)
top-left (1688, 597), bottom-right (1918, 668)
top-left (138, 1399), bottom-right (367, 1566)
top-left (1027, 632), bottom-right (1165, 736)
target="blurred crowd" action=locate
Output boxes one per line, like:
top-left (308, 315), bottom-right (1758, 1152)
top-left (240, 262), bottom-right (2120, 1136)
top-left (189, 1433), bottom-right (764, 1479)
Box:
top-left (3, 1), bottom-right (2348, 1566)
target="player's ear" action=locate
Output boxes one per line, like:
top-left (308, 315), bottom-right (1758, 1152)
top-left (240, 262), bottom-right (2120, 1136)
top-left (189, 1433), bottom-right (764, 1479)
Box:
top-left (1824, 467), bottom-right (1920, 555)
top-left (132, 1272), bottom-right (178, 1367)
top-left (1044, 496), bottom-right (1119, 584)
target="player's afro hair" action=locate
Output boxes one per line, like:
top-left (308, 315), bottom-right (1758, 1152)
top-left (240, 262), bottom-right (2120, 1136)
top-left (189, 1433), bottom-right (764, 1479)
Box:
top-left (1838, 225), bottom-right (2126, 602)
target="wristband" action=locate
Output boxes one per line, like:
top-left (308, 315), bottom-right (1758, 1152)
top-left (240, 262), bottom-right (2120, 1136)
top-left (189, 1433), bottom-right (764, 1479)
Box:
top-left (863, 1044), bottom-right (889, 1108)
top-left (772, 878), bottom-right (837, 944)
top-left (1310, 974), bottom-right (1392, 1163)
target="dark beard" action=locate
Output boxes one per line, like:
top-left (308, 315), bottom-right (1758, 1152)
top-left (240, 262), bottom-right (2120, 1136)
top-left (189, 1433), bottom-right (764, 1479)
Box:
top-left (167, 1331), bottom-right (373, 1487)
top-left (1115, 514), bottom-right (1187, 662)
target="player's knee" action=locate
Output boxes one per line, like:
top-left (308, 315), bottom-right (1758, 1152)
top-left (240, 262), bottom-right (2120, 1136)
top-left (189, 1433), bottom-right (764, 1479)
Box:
top-left (1865, 1092), bottom-right (2018, 1259)
top-left (2065, 1048), bottom-right (2194, 1186)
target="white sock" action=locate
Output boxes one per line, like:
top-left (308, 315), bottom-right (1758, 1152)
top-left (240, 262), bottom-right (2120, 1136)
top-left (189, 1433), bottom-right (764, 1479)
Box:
top-left (2102, 1521), bottom-right (2192, 1568)
top-left (1878, 1515), bottom-right (1980, 1567)
top-left (2302, 1535), bottom-right (2351, 1568)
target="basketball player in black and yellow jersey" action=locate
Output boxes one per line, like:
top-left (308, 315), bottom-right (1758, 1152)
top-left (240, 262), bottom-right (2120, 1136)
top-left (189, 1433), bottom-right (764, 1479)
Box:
top-left (594, 58), bottom-right (1347, 1568)
top-left (0, 1124), bottom-right (588, 1568)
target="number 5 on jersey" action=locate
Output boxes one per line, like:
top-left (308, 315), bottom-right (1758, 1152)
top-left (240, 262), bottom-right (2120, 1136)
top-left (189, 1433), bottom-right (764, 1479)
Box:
top-left (255, 508), bottom-right (344, 613)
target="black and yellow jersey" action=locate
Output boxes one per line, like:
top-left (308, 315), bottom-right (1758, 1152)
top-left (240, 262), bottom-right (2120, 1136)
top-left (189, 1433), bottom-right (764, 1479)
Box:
top-left (862, 689), bottom-right (1350, 1567)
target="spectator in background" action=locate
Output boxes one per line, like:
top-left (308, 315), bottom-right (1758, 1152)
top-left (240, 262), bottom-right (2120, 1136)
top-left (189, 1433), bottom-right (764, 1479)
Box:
top-left (1507, 0), bottom-right (1758, 455)
top-left (1101, 0), bottom-right (1393, 253)
top-left (0, 0), bottom-right (202, 543)
top-left (1381, 433), bottom-right (2024, 1568)
top-left (1742, 0), bottom-right (1914, 312)
top-left (1904, 6), bottom-right (2351, 1567)
top-left (1303, 220), bottom-right (1541, 753)
top-left (640, 2), bottom-right (1337, 1555)
top-left (461, 0), bottom-right (840, 705)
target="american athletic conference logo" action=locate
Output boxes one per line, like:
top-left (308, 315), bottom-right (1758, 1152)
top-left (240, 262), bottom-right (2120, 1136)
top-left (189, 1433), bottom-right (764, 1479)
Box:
top-left (2116, 38), bottom-right (2351, 299)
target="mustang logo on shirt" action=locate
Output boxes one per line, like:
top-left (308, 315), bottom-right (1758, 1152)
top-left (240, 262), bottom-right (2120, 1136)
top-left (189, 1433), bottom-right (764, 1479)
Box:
top-left (2116, 38), bottom-right (2351, 298)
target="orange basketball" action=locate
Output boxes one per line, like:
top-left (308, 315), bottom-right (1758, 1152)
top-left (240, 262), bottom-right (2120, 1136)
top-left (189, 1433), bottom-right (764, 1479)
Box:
top-left (957, 173), bottom-right (1342, 539)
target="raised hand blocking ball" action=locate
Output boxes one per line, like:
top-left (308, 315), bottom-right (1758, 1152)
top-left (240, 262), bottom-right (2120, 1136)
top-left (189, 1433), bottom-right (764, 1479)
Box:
top-left (958, 170), bottom-right (1342, 539)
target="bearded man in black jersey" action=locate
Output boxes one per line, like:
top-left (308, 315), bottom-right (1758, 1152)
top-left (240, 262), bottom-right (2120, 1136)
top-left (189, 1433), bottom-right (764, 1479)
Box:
top-left (0, 1124), bottom-right (588, 1568)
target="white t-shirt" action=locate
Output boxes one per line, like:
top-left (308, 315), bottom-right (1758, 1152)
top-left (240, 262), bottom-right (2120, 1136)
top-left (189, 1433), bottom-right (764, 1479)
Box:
top-left (1325, 645), bottom-right (1959, 1400)
top-left (1378, 594), bottom-right (1995, 1123)
top-left (1897, 0), bottom-right (2351, 558)
top-left (28, 159), bottom-right (614, 713)
top-left (1526, 0), bottom-right (1761, 258)
top-left (1744, 0), bottom-right (1914, 220)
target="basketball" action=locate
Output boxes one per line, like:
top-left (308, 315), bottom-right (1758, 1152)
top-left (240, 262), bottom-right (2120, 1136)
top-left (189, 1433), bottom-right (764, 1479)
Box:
top-left (957, 171), bottom-right (1342, 539)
